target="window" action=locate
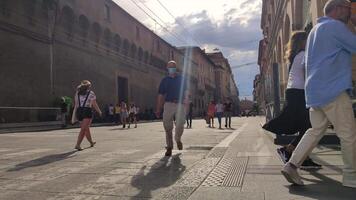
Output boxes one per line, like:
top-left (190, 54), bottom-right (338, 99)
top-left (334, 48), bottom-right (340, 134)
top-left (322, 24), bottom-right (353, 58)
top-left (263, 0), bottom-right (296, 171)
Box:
top-left (104, 4), bottom-right (111, 21)
top-left (103, 28), bottom-right (112, 48)
top-left (113, 34), bottom-right (121, 52)
top-left (130, 43), bottom-right (137, 58)
top-left (144, 51), bottom-right (149, 63)
top-left (138, 47), bottom-right (143, 61)
top-left (61, 6), bottom-right (75, 38)
top-left (91, 22), bottom-right (102, 43)
top-left (122, 39), bottom-right (129, 56)
top-left (78, 15), bottom-right (89, 39)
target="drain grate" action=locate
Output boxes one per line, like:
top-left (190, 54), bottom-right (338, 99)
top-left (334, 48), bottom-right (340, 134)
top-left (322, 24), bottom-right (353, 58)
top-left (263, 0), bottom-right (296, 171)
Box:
top-left (186, 146), bottom-right (214, 151)
top-left (202, 156), bottom-right (248, 187)
top-left (206, 147), bottom-right (227, 158)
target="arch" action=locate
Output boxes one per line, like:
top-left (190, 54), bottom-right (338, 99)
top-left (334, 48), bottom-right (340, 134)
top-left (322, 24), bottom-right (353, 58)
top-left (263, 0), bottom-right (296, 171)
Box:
top-left (122, 39), bottom-right (129, 56)
top-left (130, 43), bottom-right (137, 58)
top-left (90, 22), bottom-right (102, 43)
top-left (138, 47), bottom-right (143, 61)
top-left (78, 15), bottom-right (89, 38)
top-left (113, 34), bottom-right (121, 52)
top-left (284, 14), bottom-right (291, 44)
top-left (61, 6), bottom-right (75, 37)
top-left (103, 28), bottom-right (112, 48)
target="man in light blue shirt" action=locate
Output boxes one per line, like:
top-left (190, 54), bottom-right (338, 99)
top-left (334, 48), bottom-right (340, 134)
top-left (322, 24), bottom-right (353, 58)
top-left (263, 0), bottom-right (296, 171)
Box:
top-left (282, 0), bottom-right (356, 188)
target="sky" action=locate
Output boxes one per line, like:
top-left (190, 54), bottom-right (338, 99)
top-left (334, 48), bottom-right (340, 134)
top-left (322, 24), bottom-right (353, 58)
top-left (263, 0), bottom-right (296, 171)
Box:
top-left (113, 0), bottom-right (262, 100)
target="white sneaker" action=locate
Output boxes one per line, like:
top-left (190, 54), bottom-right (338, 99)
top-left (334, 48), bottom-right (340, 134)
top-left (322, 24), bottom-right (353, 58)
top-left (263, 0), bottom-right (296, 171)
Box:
top-left (281, 163), bottom-right (304, 186)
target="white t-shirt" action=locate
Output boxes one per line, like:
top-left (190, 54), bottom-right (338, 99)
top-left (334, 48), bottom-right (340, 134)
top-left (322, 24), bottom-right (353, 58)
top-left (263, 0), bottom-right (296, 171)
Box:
top-left (75, 91), bottom-right (96, 108)
top-left (215, 103), bottom-right (224, 113)
top-left (129, 106), bottom-right (138, 114)
top-left (108, 106), bottom-right (114, 115)
top-left (287, 51), bottom-right (305, 89)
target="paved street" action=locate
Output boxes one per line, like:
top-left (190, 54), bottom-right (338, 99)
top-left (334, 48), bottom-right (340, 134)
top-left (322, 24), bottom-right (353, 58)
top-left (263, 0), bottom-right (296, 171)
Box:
top-left (0, 117), bottom-right (355, 200)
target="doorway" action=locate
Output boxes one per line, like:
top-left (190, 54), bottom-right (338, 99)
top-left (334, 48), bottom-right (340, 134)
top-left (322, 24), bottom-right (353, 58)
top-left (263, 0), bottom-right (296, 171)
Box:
top-left (117, 76), bottom-right (128, 103)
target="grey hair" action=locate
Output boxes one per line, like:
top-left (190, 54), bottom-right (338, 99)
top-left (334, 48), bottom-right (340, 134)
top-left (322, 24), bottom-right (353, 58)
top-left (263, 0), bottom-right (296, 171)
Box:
top-left (167, 60), bottom-right (176, 65)
top-left (324, 0), bottom-right (351, 15)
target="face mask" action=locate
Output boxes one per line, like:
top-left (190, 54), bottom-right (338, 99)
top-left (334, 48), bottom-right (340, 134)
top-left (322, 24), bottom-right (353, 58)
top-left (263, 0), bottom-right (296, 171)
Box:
top-left (168, 67), bottom-right (176, 74)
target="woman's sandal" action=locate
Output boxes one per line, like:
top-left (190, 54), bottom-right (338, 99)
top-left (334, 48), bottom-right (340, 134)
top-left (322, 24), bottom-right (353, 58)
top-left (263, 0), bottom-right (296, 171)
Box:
top-left (90, 141), bottom-right (96, 147)
top-left (75, 146), bottom-right (83, 151)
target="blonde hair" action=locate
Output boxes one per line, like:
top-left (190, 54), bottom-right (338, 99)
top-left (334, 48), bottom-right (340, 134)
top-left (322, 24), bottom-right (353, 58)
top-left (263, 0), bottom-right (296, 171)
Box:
top-left (285, 31), bottom-right (308, 68)
top-left (77, 80), bottom-right (91, 95)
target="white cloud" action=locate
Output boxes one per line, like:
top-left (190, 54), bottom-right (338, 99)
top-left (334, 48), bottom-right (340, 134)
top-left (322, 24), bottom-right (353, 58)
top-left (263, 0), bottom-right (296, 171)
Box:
top-left (113, 0), bottom-right (262, 98)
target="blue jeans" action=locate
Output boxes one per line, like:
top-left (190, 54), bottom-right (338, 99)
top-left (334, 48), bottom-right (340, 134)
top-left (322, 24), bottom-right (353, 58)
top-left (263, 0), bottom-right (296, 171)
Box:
top-left (216, 112), bottom-right (223, 127)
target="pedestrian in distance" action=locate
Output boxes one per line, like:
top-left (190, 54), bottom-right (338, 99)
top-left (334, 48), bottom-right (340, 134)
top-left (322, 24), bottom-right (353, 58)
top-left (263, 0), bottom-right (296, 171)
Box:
top-left (128, 103), bottom-right (138, 128)
top-left (215, 100), bottom-right (224, 129)
top-left (108, 104), bottom-right (114, 123)
top-left (186, 97), bottom-right (193, 129)
top-left (60, 97), bottom-right (68, 128)
top-left (120, 101), bottom-right (128, 128)
top-left (155, 60), bottom-right (189, 157)
top-left (224, 98), bottom-right (233, 128)
top-left (281, 0), bottom-right (356, 187)
top-left (71, 80), bottom-right (102, 151)
top-left (262, 31), bottom-right (321, 168)
top-left (114, 103), bottom-right (121, 124)
top-left (207, 101), bottom-right (216, 128)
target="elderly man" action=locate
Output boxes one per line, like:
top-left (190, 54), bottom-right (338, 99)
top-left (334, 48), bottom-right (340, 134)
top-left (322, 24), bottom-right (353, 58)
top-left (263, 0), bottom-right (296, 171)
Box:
top-left (281, 0), bottom-right (356, 187)
top-left (156, 61), bottom-right (189, 156)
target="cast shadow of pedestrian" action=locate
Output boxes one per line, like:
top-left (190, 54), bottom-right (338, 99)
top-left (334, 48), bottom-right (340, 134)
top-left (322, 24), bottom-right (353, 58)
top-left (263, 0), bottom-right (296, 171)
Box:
top-left (7, 150), bottom-right (77, 172)
top-left (287, 169), bottom-right (356, 199)
top-left (130, 153), bottom-right (186, 199)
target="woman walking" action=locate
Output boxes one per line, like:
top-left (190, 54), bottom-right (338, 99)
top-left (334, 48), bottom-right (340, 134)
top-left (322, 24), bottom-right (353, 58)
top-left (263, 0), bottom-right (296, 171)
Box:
top-left (120, 101), bottom-right (128, 128)
top-left (72, 80), bottom-right (102, 151)
top-left (128, 103), bottom-right (138, 128)
top-left (207, 101), bottom-right (216, 128)
top-left (262, 31), bottom-right (320, 168)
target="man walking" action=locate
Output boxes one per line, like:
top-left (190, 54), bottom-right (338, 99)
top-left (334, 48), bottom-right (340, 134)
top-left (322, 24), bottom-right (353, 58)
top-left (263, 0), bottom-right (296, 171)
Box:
top-left (224, 98), bottom-right (233, 128)
top-left (156, 61), bottom-right (189, 156)
top-left (281, 0), bottom-right (356, 188)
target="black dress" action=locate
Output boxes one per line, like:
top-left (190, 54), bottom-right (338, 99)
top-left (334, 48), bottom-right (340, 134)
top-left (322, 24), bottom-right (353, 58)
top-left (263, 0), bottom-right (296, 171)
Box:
top-left (262, 88), bottom-right (311, 135)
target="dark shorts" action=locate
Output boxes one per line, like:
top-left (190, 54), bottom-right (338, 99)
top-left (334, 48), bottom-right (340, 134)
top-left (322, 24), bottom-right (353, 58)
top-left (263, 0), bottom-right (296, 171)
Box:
top-left (76, 107), bottom-right (93, 121)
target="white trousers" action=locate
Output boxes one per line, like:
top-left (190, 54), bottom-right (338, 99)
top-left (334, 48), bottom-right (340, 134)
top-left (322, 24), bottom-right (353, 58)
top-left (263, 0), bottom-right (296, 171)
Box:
top-left (289, 92), bottom-right (356, 187)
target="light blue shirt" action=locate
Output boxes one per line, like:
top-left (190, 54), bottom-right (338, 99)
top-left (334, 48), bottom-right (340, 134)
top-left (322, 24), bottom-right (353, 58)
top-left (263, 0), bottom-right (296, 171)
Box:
top-left (305, 17), bottom-right (356, 107)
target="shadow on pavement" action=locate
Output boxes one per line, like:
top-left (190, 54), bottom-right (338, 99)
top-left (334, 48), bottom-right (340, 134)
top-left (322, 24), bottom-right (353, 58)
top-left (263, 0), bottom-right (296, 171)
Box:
top-left (109, 128), bottom-right (131, 131)
top-left (7, 150), bottom-right (77, 172)
top-left (130, 153), bottom-right (186, 199)
top-left (288, 170), bottom-right (356, 199)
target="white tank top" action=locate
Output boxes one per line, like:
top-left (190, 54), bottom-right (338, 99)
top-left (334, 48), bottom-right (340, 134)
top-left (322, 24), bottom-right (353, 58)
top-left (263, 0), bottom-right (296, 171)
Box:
top-left (287, 51), bottom-right (305, 90)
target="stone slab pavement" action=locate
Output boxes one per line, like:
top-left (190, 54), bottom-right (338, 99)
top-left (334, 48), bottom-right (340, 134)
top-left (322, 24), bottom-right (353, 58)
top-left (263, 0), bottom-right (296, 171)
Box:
top-left (0, 117), bottom-right (354, 199)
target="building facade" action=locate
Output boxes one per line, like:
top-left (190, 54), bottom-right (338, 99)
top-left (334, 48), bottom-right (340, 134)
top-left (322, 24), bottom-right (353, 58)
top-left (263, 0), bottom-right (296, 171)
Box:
top-left (0, 0), bottom-right (240, 122)
top-left (258, 0), bottom-right (356, 120)
top-left (179, 47), bottom-right (216, 116)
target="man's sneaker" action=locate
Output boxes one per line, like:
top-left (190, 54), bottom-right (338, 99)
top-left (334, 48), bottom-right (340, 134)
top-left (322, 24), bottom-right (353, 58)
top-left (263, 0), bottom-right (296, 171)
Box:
top-left (281, 163), bottom-right (304, 186)
top-left (277, 147), bottom-right (291, 164)
top-left (301, 158), bottom-right (322, 169)
top-left (177, 141), bottom-right (183, 150)
top-left (165, 148), bottom-right (172, 156)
